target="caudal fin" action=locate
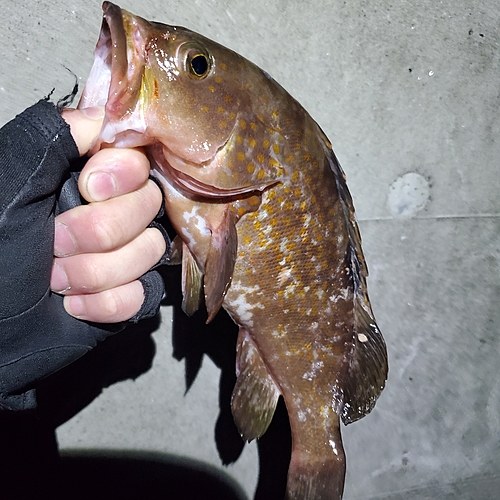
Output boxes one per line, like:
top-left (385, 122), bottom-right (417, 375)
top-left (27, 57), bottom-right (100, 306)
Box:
top-left (286, 452), bottom-right (345, 500)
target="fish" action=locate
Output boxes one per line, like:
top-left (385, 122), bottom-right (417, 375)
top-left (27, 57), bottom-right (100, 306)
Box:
top-left (79, 3), bottom-right (388, 498)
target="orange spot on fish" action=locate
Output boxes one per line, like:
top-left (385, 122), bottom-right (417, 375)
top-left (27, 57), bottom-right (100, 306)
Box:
top-left (224, 94), bottom-right (233, 103)
top-left (247, 162), bottom-right (255, 174)
top-left (268, 158), bottom-right (280, 168)
top-left (214, 75), bottom-right (223, 83)
top-left (249, 195), bottom-right (260, 206)
top-left (248, 138), bottom-right (256, 148)
top-left (237, 151), bottom-right (246, 162)
top-left (208, 85), bottom-right (216, 92)
top-left (285, 154), bottom-right (294, 163)
top-left (220, 62), bottom-right (227, 71)
top-left (250, 122), bottom-right (257, 130)
top-left (257, 169), bottom-right (266, 180)
top-left (236, 135), bottom-right (243, 145)
top-left (303, 153), bottom-right (311, 162)
top-left (217, 106), bottom-right (225, 113)
top-left (219, 120), bottom-right (228, 128)
top-left (273, 143), bottom-right (280, 155)
top-left (263, 139), bottom-right (270, 149)
top-left (272, 109), bottom-right (279, 119)
top-left (256, 153), bottom-right (265, 164)
top-left (294, 188), bottom-right (302, 197)
top-left (201, 105), bottom-right (209, 113)
top-left (291, 171), bottom-right (300, 183)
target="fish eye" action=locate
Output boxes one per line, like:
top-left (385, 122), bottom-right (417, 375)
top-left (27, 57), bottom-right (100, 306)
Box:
top-left (179, 43), bottom-right (213, 80)
top-left (189, 53), bottom-right (209, 77)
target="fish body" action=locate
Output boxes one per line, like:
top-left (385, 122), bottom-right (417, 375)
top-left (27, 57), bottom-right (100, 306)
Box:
top-left (79, 3), bottom-right (388, 499)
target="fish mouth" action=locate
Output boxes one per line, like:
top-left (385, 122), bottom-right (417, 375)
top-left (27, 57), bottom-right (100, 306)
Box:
top-left (79, 2), bottom-right (143, 120)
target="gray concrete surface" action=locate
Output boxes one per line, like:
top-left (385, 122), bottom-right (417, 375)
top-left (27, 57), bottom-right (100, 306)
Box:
top-left (2, 0), bottom-right (499, 498)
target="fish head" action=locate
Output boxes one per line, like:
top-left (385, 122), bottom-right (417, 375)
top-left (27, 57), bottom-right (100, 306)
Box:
top-left (80, 1), bottom-right (247, 165)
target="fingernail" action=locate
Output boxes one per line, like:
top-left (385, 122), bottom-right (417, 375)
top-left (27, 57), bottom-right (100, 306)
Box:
top-left (54, 222), bottom-right (76, 256)
top-left (65, 296), bottom-right (86, 318)
top-left (80, 105), bottom-right (105, 120)
top-left (51, 261), bottom-right (70, 293)
top-left (86, 171), bottom-right (117, 201)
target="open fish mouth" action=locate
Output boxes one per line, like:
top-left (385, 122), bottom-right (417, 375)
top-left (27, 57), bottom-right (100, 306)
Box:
top-left (79, 2), bottom-right (126, 110)
top-left (79, 1), bottom-right (147, 148)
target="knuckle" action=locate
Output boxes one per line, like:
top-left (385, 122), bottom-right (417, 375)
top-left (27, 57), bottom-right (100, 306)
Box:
top-left (91, 214), bottom-right (125, 251)
top-left (99, 289), bottom-right (122, 319)
top-left (79, 257), bottom-right (106, 291)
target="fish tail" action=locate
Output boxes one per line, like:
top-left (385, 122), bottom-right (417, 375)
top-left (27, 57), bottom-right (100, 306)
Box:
top-left (285, 451), bottom-right (345, 500)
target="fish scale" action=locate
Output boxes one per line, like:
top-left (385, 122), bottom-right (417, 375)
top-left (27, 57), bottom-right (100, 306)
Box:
top-left (79, 3), bottom-right (388, 499)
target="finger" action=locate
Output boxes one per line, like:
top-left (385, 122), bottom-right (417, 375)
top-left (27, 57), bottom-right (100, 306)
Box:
top-left (63, 280), bottom-right (145, 323)
top-left (54, 178), bottom-right (163, 257)
top-left (51, 227), bottom-right (166, 294)
top-left (78, 147), bottom-right (152, 202)
top-left (61, 107), bottom-right (105, 156)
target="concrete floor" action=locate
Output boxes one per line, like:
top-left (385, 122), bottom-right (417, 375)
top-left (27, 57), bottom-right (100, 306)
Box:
top-left (2, 0), bottom-right (499, 498)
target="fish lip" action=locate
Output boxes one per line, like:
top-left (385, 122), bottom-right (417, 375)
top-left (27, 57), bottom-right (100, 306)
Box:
top-left (100, 2), bottom-right (129, 116)
top-left (78, 2), bottom-right (135, 115)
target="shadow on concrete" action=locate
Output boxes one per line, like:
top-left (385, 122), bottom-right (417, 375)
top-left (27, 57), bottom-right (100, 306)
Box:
top-left (160, 263), bottom-right (292, 500)
top-left (57, 449), bottom-right (248, 500)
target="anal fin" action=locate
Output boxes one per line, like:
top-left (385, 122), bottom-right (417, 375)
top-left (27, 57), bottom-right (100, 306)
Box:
top-left (231, 328), bottom-right (280, 442)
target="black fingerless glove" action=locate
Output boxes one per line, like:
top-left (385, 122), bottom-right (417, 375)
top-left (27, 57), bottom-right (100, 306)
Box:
top-left (0, 100), bottom-right (167, 411)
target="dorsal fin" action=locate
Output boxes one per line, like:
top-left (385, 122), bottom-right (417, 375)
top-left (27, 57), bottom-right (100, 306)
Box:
top-left (319, 129), bottom-right (388, 423)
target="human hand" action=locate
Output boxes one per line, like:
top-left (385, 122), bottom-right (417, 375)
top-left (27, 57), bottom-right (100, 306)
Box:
top-left (52, 108), bottom-right (166, 323)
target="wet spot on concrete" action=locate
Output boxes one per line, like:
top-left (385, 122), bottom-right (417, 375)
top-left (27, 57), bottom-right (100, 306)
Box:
top-left (388, 173), bottom-right (430, 217)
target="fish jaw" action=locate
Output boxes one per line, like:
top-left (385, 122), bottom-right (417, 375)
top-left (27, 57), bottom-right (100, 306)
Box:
top-left (78, 2), bottom-right (152, 152)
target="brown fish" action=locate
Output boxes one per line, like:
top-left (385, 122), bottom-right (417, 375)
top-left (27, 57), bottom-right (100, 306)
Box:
top-left (79, 3), bottom-right (388, 498)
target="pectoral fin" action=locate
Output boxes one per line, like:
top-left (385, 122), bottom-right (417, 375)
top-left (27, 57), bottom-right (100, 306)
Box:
top-left (341, 299), bottom-right (388, 425)
top-left (204, 205), bottom-right (238, 323)
top-left (231, 329), bottom-right (280, 442)
top-left (181, 242), bottom-right (203, 316)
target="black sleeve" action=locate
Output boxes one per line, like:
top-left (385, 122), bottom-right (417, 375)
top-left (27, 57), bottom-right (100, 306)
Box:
top-left (0, 100), bottom-right (122, 411)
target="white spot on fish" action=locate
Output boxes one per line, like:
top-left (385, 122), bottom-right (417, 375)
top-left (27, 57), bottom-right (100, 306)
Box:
top-left (358, 333), bottom-right (369, 343)
top-left (277, 267), bottom-right (293, 285)
top-left (298, 411), bottom-right (307, 422)
top-left (302, 360), bottom-right (324, 381)
top-left (181, 227), bottom-right (196, 248)
top-left (284, 283), bottom-right (296, 298)
top-left (279, 238), bottom-right (290, 253)
top-left (329, 288), bottom-right (350, 303)
top-left (181, 206), bottom-right (210, 241)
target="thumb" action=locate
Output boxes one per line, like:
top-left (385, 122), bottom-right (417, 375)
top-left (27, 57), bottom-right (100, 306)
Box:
top-left (61, 106), bottom-right (104, 156)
